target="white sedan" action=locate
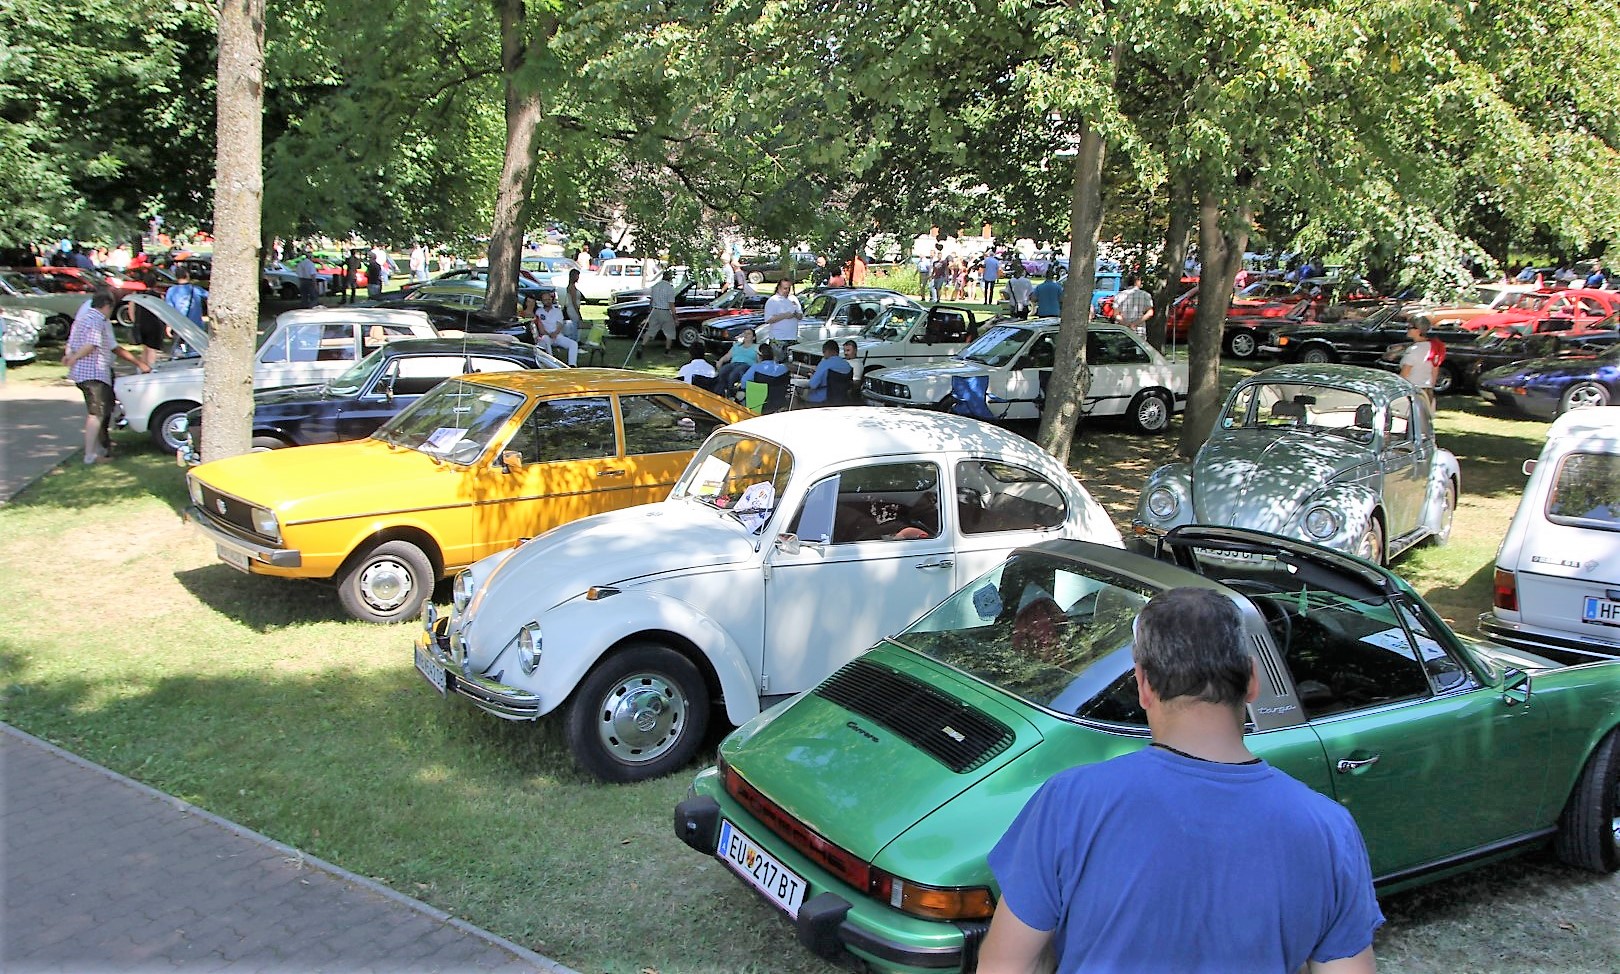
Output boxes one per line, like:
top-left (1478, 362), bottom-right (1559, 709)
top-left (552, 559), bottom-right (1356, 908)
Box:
top-left (860, 319), bottom-right (1189, 433)
top-left (574, 258), bottom-right (652, 303)
top-left (413, 408), bottom-right (1123, 782)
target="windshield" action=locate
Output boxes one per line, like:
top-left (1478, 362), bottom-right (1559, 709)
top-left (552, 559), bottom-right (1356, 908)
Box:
top-left (671, 431), bottom-right (794, 533)
top-left (372, 379), bottom-right (524, 463)
top-left (961, 325), bottom-right (1034, 367)
top-left (1504, 292), bottom-right (1551, 312)
top-left (862, 306), bottom-right (922, 341)
top-left (1222, 382), bottom-right (1377, 443)
top-left (0, 270), bottom-right (39, 294)
top-left (325, 346), bottom-right (389, 396)
top-left (891, 552), bottom-right (1155, 720)
top-left (711, 288), bottom-right (750, 310)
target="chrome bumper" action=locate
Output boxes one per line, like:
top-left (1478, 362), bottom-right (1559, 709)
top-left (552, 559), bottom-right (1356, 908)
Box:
top-left (184, 506), bottom-right (302, 568)
top-left (1476, 613), bottom-right (1620, 663)
top-left (415, 616), bottom-right (543, 719)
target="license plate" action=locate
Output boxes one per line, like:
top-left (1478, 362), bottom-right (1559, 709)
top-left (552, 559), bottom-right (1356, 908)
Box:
top-left (216, 544), bottom-right (250, 573)
top-left (718, 819), bottom-right (807, 917)
top-left (415, 644), bottom-right (447, 695)
top-left (1582, 596), bottom-right (1620, 628)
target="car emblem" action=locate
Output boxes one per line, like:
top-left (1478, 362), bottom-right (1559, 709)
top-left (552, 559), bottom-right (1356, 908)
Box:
top-left (215, 499), bottom-right (227, 514)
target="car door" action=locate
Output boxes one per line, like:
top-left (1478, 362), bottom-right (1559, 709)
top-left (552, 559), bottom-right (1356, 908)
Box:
top-left (1279, 591), bottom-right (1549, 877)
top-left (994, 333), bottom-right (1055, 418)
top-left (762, 460), bottom-right (956, 695)
top-left (614, 393), bottom-right (732, 506)
top-left (1082, 330), bottom-right (1153, 418)
top-left (950, 458), bottom-right (1076, 586)
top-left (332, 353), bottom-right (477, 442)
top-left (1379, 395), bottom-right (1428, 537)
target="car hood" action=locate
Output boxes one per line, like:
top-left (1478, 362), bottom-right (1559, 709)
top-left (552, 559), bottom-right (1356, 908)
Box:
top-left (129, 293), bottom-right (208, 351)
top-left (720, 648), bottom-right (1048, 864)
top-left (1191, 429), bottom-right (1369, 532)
top-left (1484, 354), bottom-right (1605, 382)
top-left (878, 359), bottom-right (989, 383)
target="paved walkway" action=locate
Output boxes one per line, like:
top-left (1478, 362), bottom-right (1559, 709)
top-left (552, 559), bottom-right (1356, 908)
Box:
top-left (2, 725), bottom-right (576, 973)
top-left (0, 380), bottom-right (84, 501)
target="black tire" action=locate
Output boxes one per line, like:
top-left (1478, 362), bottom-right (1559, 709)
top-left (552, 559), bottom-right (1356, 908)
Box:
top-left (1559, 381), bottom-right (1612, 415)
top-left (1299, 345), bottom-right (1336, 365)
top-left (336, 540), bottom-right (434, 624)
top-left (1353, 517), bottom-right (1384, 565)
top-left (677, 322), bottom-right (702, 350)
top-left (1554, 728), bottom-right (1620, 873)
top-left (44, 314), bottom-right (71, 342)
top-left (149, 401), bottom-right (200, 453)
top-left (1433, 363), bottom-right (1456, 396)
top-left (280, 283), bottom-right (300, 301)
top-left (251, 435), bottom-right (289, 451)
top-left (1127, 390), bottom-right (1172, 434)
top-left (1226, 329), bottom-right (1259, 359)
top-left (565, 642), bottom-right (710, 783)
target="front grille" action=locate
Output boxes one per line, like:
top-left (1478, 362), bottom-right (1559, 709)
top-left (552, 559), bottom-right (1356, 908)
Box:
top-left (814, 659), bottom-right (1014, 773)
top-left (197, 484), bottom-right (262, 537)
top-left (789, 350), bottom-right (817, 368)
top-left (867, 378), bottom-right (908, 399)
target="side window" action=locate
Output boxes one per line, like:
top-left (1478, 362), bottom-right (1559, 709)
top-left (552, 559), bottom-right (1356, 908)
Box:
top-left (312, 323), bottom-right (356, 362)
top-left (956, 459), bottom-right (1067, 534)
top-left (1547, 452), bottom-right (1620, 529)
top-left (510, 397), bottom-right (616, 463)
top-left (1385, 396), bottom-right (1412, 444)
top-left (1223, 386), bottom-right (1256, 428)
top-left (386, 356), bottom-right (469, 396)
top-left (1021, 335), bottom-right (1056, 370)
top-left (1393, 599), bottom-right (1472, 694)
top-left (618, 394), bottom-right (725, 456)
top-left (1577, 297), bottom-right (1605, 316)
top-left (466, 355), bottom-right (528, 375)
top-left (1090, 332), bottom-right (1150, 365)
top-left (789, 461), bottom-right (941, 544)
top-left (1269, 595), bottom-right (1432, 719)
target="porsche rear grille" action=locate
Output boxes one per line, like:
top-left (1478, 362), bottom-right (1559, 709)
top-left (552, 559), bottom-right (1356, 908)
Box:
top-left (197, 485), bottom-right (265, 539)
top-left (814, 659), bottom-right (1013, 773)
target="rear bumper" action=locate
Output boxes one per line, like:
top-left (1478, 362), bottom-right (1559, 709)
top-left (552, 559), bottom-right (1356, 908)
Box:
top-left (1476, 613), bottom-right (1620, 663)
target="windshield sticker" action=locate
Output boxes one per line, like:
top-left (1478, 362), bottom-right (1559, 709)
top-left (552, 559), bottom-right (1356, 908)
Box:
top-left (424, 427), bottom-right (468, 452)
top-left (972, 584), bottom-right (1002, 620)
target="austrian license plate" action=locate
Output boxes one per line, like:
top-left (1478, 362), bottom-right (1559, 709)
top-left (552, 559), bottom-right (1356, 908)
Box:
top-left (1582, 596), bottom-right (1620, 628)
top-left (216, 544), bottom-right (250, 573)
top-left (718, 819), bottom-right (807, 917)
top-left (415, 644), bottom-right (448, 695)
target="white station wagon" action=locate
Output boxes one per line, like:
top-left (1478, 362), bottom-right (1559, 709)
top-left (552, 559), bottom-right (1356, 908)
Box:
top-left (413, 408), bottom-right (1122, 782)
top-left (1482, 406), bottom-right (1620, 661)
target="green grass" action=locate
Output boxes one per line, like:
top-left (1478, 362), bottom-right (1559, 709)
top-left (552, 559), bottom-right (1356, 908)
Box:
top-left (2, 375), bottom-right (1616, 972)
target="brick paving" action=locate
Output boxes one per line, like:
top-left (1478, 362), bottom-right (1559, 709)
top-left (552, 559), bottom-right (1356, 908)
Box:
top-left (2, 724), bottom-right (577, 973)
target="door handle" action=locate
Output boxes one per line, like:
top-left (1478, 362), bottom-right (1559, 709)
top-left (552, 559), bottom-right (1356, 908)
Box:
top-left (596, 469), bottom-right (626, 478)
top-left (1335, 754), bottom-right (1381, 774)
top-left (915, 559), bottom-right (953, 570)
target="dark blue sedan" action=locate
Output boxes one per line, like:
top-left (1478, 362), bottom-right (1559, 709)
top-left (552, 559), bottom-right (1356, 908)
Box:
top-left (1479, 343), bottom-right (1620, 419)
top-left (184, 337), bottom-right (562, 453)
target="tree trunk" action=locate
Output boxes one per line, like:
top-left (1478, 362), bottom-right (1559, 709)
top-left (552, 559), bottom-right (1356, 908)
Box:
top-left (1147, 173), bottom-right (1192, 352)
top-left (483, 0), bottom-right (556, 321)
top-left (1175, 190), bottom-right (1250, 458)
top-left (1035, 117), bottom-right (1107, 466)
top-left (201, 0), bottom-right (265, 463)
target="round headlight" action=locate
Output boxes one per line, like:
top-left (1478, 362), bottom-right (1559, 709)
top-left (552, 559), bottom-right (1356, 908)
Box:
top-left (515, 622), bottom-right (542, 674)
top-left (452, 571), bottom-right (475, 612)
top-left (1147, 487), bottom-right (1178, 519)
top-left (1304, 506), bottom-right (1339, 539)
top-left (250, 507), bottom-right (280, 541)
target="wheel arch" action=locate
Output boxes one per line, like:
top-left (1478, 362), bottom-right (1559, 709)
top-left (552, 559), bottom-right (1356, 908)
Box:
top-left (337, 524), bottom-right (446, 581)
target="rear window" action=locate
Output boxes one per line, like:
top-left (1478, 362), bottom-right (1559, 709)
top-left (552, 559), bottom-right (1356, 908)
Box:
top-left (1547, 451), bottom-right (1620, 530)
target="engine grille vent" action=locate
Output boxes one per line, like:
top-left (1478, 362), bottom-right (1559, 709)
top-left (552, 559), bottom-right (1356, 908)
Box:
top-left (814, 658), bottom-right (1014, 773)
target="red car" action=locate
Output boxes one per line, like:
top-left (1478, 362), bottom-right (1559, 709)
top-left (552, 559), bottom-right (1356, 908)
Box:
top-left (1471, 287), bottom-right (1620, 335)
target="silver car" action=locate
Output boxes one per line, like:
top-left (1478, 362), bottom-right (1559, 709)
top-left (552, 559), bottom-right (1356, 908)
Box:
top-left (1134, 365), bottom-right (1459, 564)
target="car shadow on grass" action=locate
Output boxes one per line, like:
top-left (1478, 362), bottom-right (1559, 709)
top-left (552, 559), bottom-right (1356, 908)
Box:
top-left (173, 564), bottom-right (344, 631)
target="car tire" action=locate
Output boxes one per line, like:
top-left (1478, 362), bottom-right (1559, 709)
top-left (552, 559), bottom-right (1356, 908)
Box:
top-left (1299, 346), bottom-right (1336, 365)
top-left (747, 271), bottom-right (765, 285)
top-left (1559, 381), bottom-right (1612, 414)
top-left (150, 402), bottom-right (200, 453)
top-left (565, 642), bottom-right (710, 783)
top-left (1433, 363), bottom-right (1456, 396)
top-left (44, 314), bottom-right (71, 343)
top-left (1127, 390), bottom-right (1172, 434)
top-left (251, 435), bottom-right (288, 452)
top-left (1431, 480), bottom-right (1456, 547)
top-left (280, 283), bottom-right (300, 301)
top-left (1226, 330), bottom-right (1259, 358)
top-left (677, 323), bottom-right (702, 350)
top-left (1354, 518), bottom-right (1384, 565)
top-left (337, 539), bottom-right (434, 625)
top-left (1554, 728), bottom-right (1620, 873)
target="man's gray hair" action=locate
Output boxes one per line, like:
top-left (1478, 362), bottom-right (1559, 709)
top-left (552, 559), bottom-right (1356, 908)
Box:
top-left (1132, 587), bottom-right (1250, 707)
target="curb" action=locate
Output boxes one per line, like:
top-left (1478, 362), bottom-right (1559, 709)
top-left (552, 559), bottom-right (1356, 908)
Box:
top-left (1, 722), bottom-right (582, 974)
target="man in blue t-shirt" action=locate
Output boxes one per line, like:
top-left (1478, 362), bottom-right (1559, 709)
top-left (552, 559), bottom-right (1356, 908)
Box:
top-left (1032, 274), bottom-right (1064, 317)
top-left (981, 587), bottom-right (1382, 974)
top-left (805, 340), bottom-right (853, 404)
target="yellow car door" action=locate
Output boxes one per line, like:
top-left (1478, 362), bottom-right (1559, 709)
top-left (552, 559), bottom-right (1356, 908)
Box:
top-left (614, 392), bottom-right (734, 506)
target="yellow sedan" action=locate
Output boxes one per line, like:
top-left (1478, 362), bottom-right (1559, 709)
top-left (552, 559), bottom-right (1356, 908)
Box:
top-left (185, 369), bottom-right (752, 622)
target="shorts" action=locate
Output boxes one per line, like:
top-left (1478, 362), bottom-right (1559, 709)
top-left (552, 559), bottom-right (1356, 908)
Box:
top-left (77, 379), bottom-right (113, 418)
top-left (646, 308), bottom-right (677, 340)
top-left (136, 306), bottom-right (166, 349)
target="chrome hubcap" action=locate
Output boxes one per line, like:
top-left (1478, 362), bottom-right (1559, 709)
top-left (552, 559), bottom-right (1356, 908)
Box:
top-left (358, 558), bottom-right (413, 612)
top-left (597, 673), bottom-right (687, 764)
top-left (1232, 334), bottom-right (1255, 356)
top-left (161, 415), bottom-right (188, 450)
top-left (1138, 397), bottom-right (1166, 430)
top-left (1570, 385), bottom-right (1607, 409)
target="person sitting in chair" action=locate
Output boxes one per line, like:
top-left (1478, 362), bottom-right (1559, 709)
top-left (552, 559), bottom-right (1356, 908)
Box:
top-left (806, 340), bottom-right (854, 405)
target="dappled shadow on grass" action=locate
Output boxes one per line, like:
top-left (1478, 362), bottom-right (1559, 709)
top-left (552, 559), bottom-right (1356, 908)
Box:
top-left (173, 563), bottom-right (344, 631)
top-left (1439, 426), bottom-right (1542, 499)
top-left (12, 442), bottom-right (190, 515)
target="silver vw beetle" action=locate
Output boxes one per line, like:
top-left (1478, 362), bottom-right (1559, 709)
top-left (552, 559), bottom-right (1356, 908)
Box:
top-left (1133, 365), bottom-right (1459, 564)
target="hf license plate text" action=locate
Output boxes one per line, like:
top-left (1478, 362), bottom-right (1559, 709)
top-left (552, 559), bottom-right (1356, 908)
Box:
top-left (718, 819), bottom-right (806, 917)
top-left (1583, 596), bottom-right (1620, 628)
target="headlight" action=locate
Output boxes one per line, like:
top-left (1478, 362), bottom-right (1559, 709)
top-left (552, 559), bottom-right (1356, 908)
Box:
top-left (452, 571), bottom-right (475, 612)
top-left (1147, 487), bottom-right (1178, 519)
top-left (515, 622), bottom-right (542, 674)
top-left (1304, 506), bottom-right (1338, 539)
top-left (250, 507), bottom-right (281, 541)
top-left (187, 476), bottom-right (204, 507)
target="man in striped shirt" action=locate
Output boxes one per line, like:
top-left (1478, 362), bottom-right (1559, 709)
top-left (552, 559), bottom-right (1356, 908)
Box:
top-left (62, 289), bottom-right (149, 464)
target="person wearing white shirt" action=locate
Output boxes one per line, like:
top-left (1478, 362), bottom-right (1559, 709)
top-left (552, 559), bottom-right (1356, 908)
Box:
top-left (533, 291), bottom-right (577, 365)
top-left (1006, 266), bottom-right (1035, 319)
top-left (763, 279), bottom-right (803, 347)
top-left (678, 347), bottom-right (717, 386)
top-left (409, 243), bottom-right (429, 283)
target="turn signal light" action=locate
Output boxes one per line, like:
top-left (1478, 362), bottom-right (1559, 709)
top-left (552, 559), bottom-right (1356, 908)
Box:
top-left (1493, 568), bottom-right (1518, 611)
top-left (872, 872), bottom-right (996, 920)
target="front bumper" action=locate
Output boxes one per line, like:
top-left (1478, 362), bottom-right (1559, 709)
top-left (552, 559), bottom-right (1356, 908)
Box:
top-left (184, 506), bottom-right (302, 569)
top-left (674, 792), bottom-right (982, 973)
top-left (1477, 612), bottom-right (1620, 664)
top-left (414, 615), bottom-right (543, 719)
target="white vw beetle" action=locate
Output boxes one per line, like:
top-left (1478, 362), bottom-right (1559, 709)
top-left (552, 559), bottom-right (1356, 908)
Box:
top-left (414, 408), bottom-right (1122, 781)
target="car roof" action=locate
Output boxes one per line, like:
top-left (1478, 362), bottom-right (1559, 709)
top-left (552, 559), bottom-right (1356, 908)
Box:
top-left (465, 368), bottom-right (716, 397)
top-left (374, 337), bottom-right (536, 356)
top-left (1547, 405), bottom-right (1620, 444)
top-left (1239, 364), bottom-right (1413, 400)
top-left (274, 307), bottom-right (435, 329)
top-left (722, 406), bottom-right (1062, 473)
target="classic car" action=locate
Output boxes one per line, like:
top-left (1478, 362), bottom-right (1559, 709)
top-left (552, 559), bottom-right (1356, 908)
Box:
top-left (674, 525), bottom-right (1620, 974)
top-left (0, 269), bottom-right (101, 338)
top-left (575, 257), bottom-right (652, 303)
top-left (739, 251), bottom-right (818, 284)
top-left (1483, 407), bottom-right (1620, 660)
top-left (2, 308), bottom-right (43, 364)
top-left (1465, 287), bottom-right (1620, 336)
top-left (1378, 329), bottom-right (1620, 394)
top-left (1254, 304), bottom-right (1477, 367)
top-left (785, 305), bottom-right (981, 380)
top-left (1413, 281), bottom-right (1543, 330)
top-left (116, 295), bottom-right (439, 453)
top-left (861, 320), bottom-right (1188, 433)
top-left (1135, 365), bottom-right (1458, 564)
top-left (186, 371), bottom-right (750, 624)
top-left (520, 254), bottom-right (583, 289)
top-left (412, 408), bottom-right (1123, 781)
top-left (362, 296), bottom-right (528, 338)
top-left (605, 284), bottom-right (765, 345)
top-left (397, 267), bottom-right (552, 300)
top-left (1480, 344), bottom-right (1620, 419)
top-left (177, 337), bottom-right (562, 457)
top-left (699, 288), bottom-right (924, 356)
top-left (398, 279), bottom-right (554, 311)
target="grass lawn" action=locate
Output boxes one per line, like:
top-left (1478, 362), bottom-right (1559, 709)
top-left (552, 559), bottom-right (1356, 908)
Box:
top-left (3, 334), bottom-right (1617, 971)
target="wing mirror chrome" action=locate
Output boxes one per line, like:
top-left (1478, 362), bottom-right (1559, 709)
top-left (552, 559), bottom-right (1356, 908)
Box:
top-left (774, 533), bottom-right (825, 556)
top-left (501, 450), bottom-right (526, 474)
top-left (1502, 667), bottom-right (1532, 706)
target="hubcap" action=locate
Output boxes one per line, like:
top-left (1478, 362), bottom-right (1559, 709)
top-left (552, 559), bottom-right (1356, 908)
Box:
top-left (1356, 527), bottom-right (1380, 563)
top-left (161, 414), bottom-right (189, 451)
top-left (1570, 384), bottom-right (1608, 409)
top-left (1138, 396), bottom-right (1167, 430)
top-left (358, 558), bottom-right (413, 613)
top-left (1231, 333), bottom-right (1255, 357)
top-left (596, 673), bottom-right (688, 764)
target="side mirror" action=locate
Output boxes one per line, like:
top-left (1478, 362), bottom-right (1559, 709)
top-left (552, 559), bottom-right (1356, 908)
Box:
top-left (501, 450), bottom-right (526, 474)
top-left (912, 333), bottom-right (927, 344)
top-left (1522, 459), bottom-right (1537, 476)
top-left (379, 375), bottom-right (395, 402)
top-left (774, 533), bottom-right (801, 555)
top-left (1502, 668), bottom-right (1532, 706)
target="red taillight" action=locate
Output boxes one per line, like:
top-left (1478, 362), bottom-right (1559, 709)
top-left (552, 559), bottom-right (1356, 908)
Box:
top-left (722, 762), bottom-right (872, 892)
top-left (1493, 568), bottom-right (1518, 611)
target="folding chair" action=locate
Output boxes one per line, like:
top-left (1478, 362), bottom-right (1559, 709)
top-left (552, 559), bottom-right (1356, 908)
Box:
top-left (745, 381), bottom-right (769, 413)
top-left (580, 322), bottom-right (607, 367)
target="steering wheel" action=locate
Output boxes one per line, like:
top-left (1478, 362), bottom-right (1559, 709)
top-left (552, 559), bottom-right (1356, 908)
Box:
top-left (1222, 579), bottom-right (1293, 653)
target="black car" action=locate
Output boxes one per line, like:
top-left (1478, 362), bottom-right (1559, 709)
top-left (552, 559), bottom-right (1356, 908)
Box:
top-left (608, 286), bottom-right (768, 345)
top-left (1257, 303), bottom-right (1456, 365)
top-left (361, 299), bottom-right (531, 339)
top-left (1379, 329), bottom-right (1620, 394)
top-left (738, 251), bottom-right (818, 284)
top-left (699, 287), bottom-right (922, 355)
top-left (182, 337), bottom-right (561, 454)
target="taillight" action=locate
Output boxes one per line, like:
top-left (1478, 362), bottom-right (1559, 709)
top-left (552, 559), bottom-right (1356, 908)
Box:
top-left (871, 870), bottom-right (996, 921)
top-left (722, 761), bottom-right (872, 891)
top-left (1493, 568), bottom-right (1518, 611)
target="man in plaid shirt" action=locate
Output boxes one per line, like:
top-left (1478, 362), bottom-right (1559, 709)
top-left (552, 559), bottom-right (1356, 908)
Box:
top-left (62, 289), bottom-right (149, 464)
top-left (1112, 275), bottom-right (1154, 335)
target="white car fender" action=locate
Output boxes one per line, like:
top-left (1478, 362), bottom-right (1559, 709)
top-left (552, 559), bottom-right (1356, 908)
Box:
top-left (526, 590), bottom-right (763, 727)
top-left (1423, 449), bottom-right (1462, 534)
